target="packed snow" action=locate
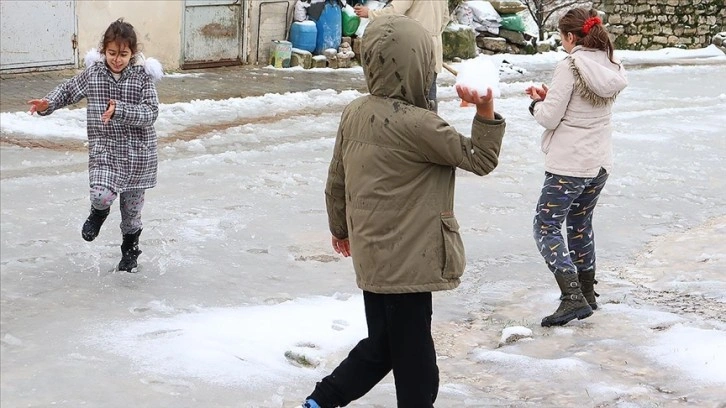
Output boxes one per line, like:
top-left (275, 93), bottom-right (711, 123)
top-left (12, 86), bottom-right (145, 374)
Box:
top-left (455, 56), bottom-right (501, 97)
top-left (1, 46), bottom-right (725, 407)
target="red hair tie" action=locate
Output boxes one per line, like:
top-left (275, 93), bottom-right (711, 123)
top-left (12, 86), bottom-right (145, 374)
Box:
top-left (582, 17), bottom-right (601, 34)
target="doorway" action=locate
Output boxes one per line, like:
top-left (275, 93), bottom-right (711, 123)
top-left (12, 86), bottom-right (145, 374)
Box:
top-left (0, 0), bottom-right (76, 72)
top-left (182, 0), bottom-right (246, 69)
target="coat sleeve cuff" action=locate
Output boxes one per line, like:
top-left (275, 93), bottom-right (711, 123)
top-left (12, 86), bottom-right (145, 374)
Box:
top-left (331, 226), bottom-right (348, 240)
top-left (528, 100), bottom-right (542, 116)
top-left (474, 112), bottom-right (505, 125)
top-left (37, 100), bottom-right (55, 116)
top-left (113, 101), bottom-right (125, 122)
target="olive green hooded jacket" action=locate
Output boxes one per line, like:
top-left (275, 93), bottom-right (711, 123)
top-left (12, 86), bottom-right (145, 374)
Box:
top-left (325, 15), bottom-right (506, 294)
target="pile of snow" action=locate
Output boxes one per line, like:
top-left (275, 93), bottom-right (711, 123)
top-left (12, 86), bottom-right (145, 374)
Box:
top-left (88, 294), bottom-right (366, 387)
top-left (498, 326), bottom-right (534, 347)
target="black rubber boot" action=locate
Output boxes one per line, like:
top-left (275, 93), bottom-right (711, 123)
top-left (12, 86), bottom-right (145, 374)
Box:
top-left (82, 207), bottom-right (110, 242)
top-left (541, 273), bottom-right (593, 327)
top-left (578, 270), bottom-right (599, 310)
top-left (118, 229), bottom-right (142, 272)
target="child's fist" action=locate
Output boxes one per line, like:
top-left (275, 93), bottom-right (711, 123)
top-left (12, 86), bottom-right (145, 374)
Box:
top-left (27, 99), bottom-right (49, 114)
top-left (102, 99), bottom-right (116, 124)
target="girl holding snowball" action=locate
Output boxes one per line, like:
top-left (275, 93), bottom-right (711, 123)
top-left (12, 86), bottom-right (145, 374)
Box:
top-left (526, 8), bottom-right (628, 327)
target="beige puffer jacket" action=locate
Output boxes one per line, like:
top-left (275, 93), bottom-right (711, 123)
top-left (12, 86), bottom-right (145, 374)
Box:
top-left (325, 15), bottom-right (506, 294)
top-left (367, 0), bottom-right (450, 74)
top-left (532, 46), bottom-right (628, 178)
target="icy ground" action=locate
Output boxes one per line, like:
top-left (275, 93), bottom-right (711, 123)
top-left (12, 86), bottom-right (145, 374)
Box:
top-left (1, 54), bottom-right (726, 407)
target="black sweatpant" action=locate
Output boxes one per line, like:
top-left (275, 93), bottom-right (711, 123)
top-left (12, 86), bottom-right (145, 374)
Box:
top-left (308, 291), bottom-right (439, 407)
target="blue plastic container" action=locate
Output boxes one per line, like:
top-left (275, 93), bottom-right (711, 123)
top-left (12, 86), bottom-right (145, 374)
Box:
top-left (290, 21), bottom-right (317, 53)
top-left (315, 1), bottom-right (342, 55)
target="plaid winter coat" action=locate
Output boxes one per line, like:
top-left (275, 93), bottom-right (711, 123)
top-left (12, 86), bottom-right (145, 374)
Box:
top-left (39, 50), bottom-right (162, 192)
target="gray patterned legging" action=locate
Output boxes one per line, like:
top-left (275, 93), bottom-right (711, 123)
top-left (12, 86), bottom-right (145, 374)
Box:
top-left (533, 168), bottom-right (609, 276)
top-left (89, 185), bottom-right (145, 234)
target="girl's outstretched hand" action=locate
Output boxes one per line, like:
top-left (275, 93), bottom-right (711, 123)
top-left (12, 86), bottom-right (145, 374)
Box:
top-left (456, 85), bottom-right (495, 120)
top-left (27, 99), bottom-right (49, 115)
top-left (102, 99), bottom-right (116, 124)
top-left (525, 84), bottom-right (548, 101)
top-left (540, 84), bottom-right (549, 98)
top-left (456, 85), bottom-right (493, 105)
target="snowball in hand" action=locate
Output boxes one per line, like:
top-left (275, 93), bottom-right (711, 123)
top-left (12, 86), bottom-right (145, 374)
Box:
top-left (455, 57), bottom-right (501, 98)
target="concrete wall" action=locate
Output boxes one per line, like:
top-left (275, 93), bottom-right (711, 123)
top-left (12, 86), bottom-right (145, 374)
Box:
top-left (76, 1), bottom-right (183, 69)
top-left (77, 0), bottom-right (293, 69)
top-left (593, 0), bottom-right (726, 50)
top-left (5, 0), bottom-right (293, 72)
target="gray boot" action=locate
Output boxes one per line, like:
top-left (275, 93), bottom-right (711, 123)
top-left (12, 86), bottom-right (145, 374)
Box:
top-left (578, 270), bottom-right (599, 310)
top-left (541, 273), bottom-right (593, 327)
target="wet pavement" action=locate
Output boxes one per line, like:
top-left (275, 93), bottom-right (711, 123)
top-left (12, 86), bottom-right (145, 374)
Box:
top-left (2, 61), bottom-right (725, 408)
top-left (0, 65), bottom-right (370, 114)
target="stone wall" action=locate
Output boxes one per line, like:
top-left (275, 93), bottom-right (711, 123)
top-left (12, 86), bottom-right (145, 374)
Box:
top-left (593, 0), bottom-right (726, 50)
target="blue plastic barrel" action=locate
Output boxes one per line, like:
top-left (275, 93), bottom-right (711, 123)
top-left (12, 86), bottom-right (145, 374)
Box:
top-left (290, 21), bottom-right (317, 53)
top-left (315, 1), bottom-right (342, 55)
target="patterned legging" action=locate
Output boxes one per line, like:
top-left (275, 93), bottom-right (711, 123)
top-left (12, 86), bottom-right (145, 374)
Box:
top-left (90, 185), bottom-right (145, 235)
top-left (533, 169), bottom-right (609, 276)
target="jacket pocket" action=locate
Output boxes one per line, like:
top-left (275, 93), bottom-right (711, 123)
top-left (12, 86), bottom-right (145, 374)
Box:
top-left (441, 213), bottom-right (466, 279)
top-left (89, 144), bottom-right (109, 168)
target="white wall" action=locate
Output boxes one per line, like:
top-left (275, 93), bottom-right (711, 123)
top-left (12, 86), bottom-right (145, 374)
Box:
top-left (76, 1), bottom-right (183, 70)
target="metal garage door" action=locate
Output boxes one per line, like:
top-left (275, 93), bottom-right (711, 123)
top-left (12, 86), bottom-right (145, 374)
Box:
top-left (0, 0), bottom-right (76, 72)
top-left (183, 0), bottom-right (244, 69)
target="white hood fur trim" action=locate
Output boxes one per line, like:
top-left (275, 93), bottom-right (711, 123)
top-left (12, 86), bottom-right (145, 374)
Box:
top-left (143, 57), bottom-right (164, 82)
top-left (83, 48), bottom-right (163, 82)
top-left (84, 48), bottom-right (103, 68)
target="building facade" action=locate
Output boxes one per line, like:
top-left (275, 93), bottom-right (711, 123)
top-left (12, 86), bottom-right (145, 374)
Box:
top-left (0, 0), bottom-right (294, 72)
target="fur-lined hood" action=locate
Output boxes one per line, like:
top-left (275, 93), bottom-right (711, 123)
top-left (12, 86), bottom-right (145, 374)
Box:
top-left (568, 46), bottom-right (627, 107)
top-left (84, 48), bottom-right (163, 82)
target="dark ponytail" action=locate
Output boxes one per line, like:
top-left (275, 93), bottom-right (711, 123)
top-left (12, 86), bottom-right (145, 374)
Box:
top-left (559, 8), bottom-right (617, 65)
